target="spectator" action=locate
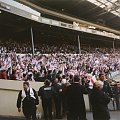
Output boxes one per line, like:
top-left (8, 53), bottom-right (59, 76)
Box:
top-left (10, 70), bottom-right (16, 80)
top-left (98, 73), bottom-right (113, 98)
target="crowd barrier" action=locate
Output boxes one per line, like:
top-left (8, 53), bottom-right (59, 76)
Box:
top-left (0, 80), bottom-right (90, 117)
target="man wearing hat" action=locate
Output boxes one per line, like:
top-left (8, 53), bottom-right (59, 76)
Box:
top-left (17, 81), bottom-right (39, 120)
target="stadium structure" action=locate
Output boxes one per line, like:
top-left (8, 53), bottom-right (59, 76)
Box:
top-left (0, 0), bottom-right (120, 55)
top-left (0, 0), bottom-right (120, 119)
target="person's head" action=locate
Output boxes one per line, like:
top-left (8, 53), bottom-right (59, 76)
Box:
top-left (87, 74), bottom-right (92, 80)
top-left (48, 70), bottom-right (52, 74)
top-left (58, 70), bottom-right (62, 74)
top-left (62, 75), bottom-right (66, 79)
top-left (44, 79), bottom-right (51, 86)
top-left (23, 73), bottom-right (26, 78)
top-left (70, 74), bottom-right (73, 79)
top-left (27, 74), bottom-right (32, 80)
top-left (94, 81), bottom-right (103, 90)
top-left (74, 75), bottom-right (80, 83)
top-left (54, 78), bottom-right (58, 83)
top-left (23, 81), bottom-right (29, 90)
top-left (99, 73), bottom-right (105, 81)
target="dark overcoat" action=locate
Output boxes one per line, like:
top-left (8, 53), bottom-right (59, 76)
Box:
top-left (91, 88), bottom-right (110, 120)
top-left (66, 83), bottom-right (88, 120)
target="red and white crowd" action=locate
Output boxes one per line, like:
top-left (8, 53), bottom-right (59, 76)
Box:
top-left (0, 49), bottom-right (120, 86)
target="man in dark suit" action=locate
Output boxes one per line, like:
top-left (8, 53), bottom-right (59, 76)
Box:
top-left (66, 75), bottom-right (88, 120)
top-left (98, 73), bottom-right (113, 98)
top-left (91, 81), bottom-right (110, 120)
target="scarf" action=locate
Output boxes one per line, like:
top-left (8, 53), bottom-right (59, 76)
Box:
top-left (21, 87), bottom-right (35, 101)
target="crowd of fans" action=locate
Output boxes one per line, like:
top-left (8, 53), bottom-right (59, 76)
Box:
top-left (0, 49), bottom-right (120, 83)
top-left (0, 39), bottom-right (120, 88)
top-left (1, 39), bottom-right (120, 54)
top-left (0, 39), bottom-right (32, 53)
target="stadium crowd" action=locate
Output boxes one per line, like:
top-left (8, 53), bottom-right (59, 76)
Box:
top-left (0, 51), bottom-right (120, 82)
top-left (0, 40), bottom-right (120, 82)
top-left (1, 39), bottom-right (120, 54)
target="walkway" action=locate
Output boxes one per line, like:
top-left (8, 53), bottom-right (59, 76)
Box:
top-left (0, 111), bottom-right (120, 120)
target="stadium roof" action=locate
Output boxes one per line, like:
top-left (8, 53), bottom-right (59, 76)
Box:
top-left (1, 9), bottom-right (120, 48)
top-left (27, 0), bottom-right (120, 31)
top-left (87, 0), bottom-right (120, 17)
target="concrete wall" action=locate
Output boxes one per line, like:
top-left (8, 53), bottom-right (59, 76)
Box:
top-left (0, 80), bottom-right (44, 117)
top-left (0, 80), bottom-right (90, 117)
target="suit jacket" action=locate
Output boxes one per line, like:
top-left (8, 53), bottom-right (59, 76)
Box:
top-left (91, 88), bottom-right (110, 120)
top-left (66, 83), bottom-right (88, 119)
top-left (102, 81), bottom-right (113, 98)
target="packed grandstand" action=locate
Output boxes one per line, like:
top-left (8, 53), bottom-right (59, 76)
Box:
top-left (0, 41), bottom-right (120, 83)
top-left (0, 0), bottom-right (120, 85)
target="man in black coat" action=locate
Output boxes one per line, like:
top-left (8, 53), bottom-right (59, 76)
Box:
top-left (17, 81), bottom-right (39, 120)
top-left (66, 75), bottom-right (88, 120)
top-left (91, 81), bottom-right (110, 120)
top-left (98, 73), bottom-right (113, 98)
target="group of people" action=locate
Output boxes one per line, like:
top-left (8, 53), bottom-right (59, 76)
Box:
top-left (17, 73), bottom-right (117, 120)
top-left (0, 40), bottom-right (120, 120)
top-left (0, 51), bottom-right (120, 83)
